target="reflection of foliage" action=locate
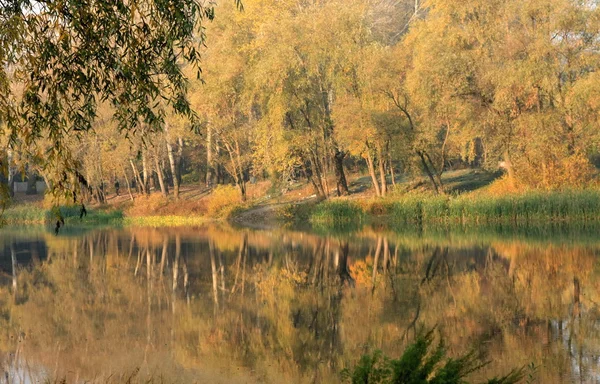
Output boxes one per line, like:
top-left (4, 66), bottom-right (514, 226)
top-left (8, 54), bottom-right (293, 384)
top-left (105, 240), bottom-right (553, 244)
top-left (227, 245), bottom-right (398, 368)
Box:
top-left (341, 329), bottom-right (525, 384)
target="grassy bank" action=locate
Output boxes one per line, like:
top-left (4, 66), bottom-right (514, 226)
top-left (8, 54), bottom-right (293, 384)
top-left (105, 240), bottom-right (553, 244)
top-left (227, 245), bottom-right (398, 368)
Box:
top-left (1, 204), bottom-right (124, 226)
top-left (280, 189), bottom-right (600, 230)
top-left (1, 204), bottom-right (210, 228)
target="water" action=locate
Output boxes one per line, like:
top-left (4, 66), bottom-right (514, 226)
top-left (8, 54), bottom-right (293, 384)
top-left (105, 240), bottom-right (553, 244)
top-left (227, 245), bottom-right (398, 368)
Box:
top-left (1, 224), bottom-right (599, 383)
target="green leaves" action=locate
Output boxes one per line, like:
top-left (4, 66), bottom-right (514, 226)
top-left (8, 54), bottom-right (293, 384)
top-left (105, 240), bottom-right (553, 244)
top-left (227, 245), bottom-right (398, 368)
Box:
top-left (342, 329), bottom-right (527, 384)
top-left (0, 0), bottom-right (221, 199)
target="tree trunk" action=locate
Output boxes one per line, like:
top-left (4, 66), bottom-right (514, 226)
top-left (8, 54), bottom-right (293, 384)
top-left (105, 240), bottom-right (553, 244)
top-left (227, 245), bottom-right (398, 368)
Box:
top-left (130, 159), bottom-right (144, 195)
top-left (154, 155), bottom-right (168, 197)
top-left (303, 161), bottom-right (324, 199)
top-left (310, 149), bottom-right (327, 198)
top-left (377, 146), bottom-right (387, 197)
top-left (234, 139), bottom-right (247, 202)
top-left (224, 140), bottom-right (247, 202)
top-left (121, 165), bottom-right (134, 201)
top-left (418, 150), bottom-right (440, 194)
top-left (389, 155), bottom-right (396, 187)
top-left (177, 137), bottom-right (184, 186)
top-left (165, 124), bottom-right (179, 199)
top-left (365, 150), bottom-right (381, 197)
top-left (333, 149), bottom-right (349, 196)
top-left (206, 125), bottom-right (214, 188)
top-left (142, 151), bottom-right (150, 195)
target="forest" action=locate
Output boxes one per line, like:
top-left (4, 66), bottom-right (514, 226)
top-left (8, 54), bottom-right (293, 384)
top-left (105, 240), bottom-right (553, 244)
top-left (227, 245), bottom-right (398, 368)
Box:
top-left (2, 0), bottom-right (600, 211)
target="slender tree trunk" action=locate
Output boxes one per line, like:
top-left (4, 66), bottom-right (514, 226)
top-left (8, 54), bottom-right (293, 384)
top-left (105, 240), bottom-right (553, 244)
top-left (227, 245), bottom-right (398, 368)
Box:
top-left (377, 146), bottom-right (387, 197)
top-left (424, 152), bottom-right (444, 193)
top-left (303, 161), bottom-right (324, 199)
top-left (176, 137), bottom-right (184, 186)
top-left (234, 139), bottom-right (247, 201)
top-left (310, 150), bottom-right (327, 198)
top-left (165, 124), bottom-right (180, 199)
top-left (365, 150), bottom-right (381, 197)
top-left (121, 165), bottom-right (134, 201)
top-left (418, 150), bottom-right (440, 194)
top-left (206, 125), bottom-right (214, 188)
top-left (224, 140), bottom-right (247, 202)
top-left (154, 155), bottom-right (168, 197)
top-left (142, 151), bottom-right (150, 195)
top-left (389, 155), bottom-right (396, 187)
top-left (130, 159), bottom-right (144, 194)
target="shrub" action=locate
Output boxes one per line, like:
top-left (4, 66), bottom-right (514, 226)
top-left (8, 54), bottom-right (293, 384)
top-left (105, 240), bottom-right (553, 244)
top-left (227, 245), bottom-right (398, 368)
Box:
top-left (341, 329), bottom-right (526, 384)
top-left (206, 185), bottom-right (242, 217)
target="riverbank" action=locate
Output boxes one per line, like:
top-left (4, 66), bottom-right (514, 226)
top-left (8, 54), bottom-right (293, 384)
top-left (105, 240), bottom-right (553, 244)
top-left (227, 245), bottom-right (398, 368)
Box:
top-left (4, 170), bottom-right (600, 231)
top-left (270, 188), bottom-right (600, 230)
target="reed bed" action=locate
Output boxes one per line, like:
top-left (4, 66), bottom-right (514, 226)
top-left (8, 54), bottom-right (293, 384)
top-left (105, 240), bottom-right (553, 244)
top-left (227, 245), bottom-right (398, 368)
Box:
top-left (308, 190), bottom-right (600, 229)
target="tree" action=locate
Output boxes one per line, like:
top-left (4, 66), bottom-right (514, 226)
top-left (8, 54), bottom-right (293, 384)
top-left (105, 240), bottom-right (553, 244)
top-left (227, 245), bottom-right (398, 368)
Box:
top-left (0, 0), bottom-right (239, 198)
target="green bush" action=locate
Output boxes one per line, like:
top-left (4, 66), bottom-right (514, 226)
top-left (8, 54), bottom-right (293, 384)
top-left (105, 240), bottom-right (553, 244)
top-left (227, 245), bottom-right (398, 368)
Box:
top-left (341, 330), bottom-right (526, 384)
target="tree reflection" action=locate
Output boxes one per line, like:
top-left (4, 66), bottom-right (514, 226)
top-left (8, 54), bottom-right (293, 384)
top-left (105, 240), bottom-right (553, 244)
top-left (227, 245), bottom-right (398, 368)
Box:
top-left (0, 226), bottom-right (599, 382)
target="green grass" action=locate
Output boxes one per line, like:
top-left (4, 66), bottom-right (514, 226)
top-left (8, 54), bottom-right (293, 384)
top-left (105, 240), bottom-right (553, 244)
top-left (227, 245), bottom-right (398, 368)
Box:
top-left (1, 204), bottom-right (207, 229)
top-left (385, 189), bottom-right (600, 226)
top-left (291, 189), bottom-right (600, 231)
top-left (309, 200), bottom-right (366, 227)
top-left (1, 204), bottom-right (123, 225)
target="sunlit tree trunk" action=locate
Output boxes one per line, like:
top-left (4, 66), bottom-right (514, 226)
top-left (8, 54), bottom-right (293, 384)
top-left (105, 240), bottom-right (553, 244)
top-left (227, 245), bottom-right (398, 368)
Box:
top-left (389, 155), bottom-right (396, 188)
top-left (377, 145), bottom-right (387, 197)
top-left (142, 152), bottom-right (150, 195)
top-left (365, 149), bottom-right (381, 197)
top-left (206, 124), bottom-right (214, 188)
top-left (177, 137), bottom-right (184, 185)
top-left (165, 123), bottom-right (180, 199)
top-left (121, 165), bottom-right (134, 201)
top-left (130, 159), bottom-right (145, 195)
top-left (154, 155), bottom-right (168, 197)
top-left (310, 149), bottom-right (327, 198)
top-left (224, 138), bottom-right (247, 201)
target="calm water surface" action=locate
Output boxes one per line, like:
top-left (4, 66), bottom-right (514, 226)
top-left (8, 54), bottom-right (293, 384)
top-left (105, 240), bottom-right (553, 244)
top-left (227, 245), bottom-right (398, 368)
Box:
top-left (1, 225), bottom-right (600, 383)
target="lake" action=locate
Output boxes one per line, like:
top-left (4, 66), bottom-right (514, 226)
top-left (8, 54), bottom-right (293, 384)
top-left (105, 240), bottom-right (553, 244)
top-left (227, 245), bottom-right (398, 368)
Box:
top-left (1, 224), bottom-right (599, 383)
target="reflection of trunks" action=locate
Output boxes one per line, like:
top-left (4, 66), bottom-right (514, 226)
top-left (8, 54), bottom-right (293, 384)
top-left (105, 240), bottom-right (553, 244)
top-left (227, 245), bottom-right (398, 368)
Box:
top-left (0, 239), bottom-right (47, 278)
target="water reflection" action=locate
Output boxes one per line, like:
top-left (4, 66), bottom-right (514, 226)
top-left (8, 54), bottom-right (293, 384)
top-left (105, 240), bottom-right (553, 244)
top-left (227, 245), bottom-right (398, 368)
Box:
top-left (1, 225), bottom-right (600, 383)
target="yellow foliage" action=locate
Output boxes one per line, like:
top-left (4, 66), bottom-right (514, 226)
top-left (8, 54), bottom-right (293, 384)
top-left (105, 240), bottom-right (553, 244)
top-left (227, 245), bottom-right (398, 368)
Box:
top-left (206, 185), bottom-right (242, 217)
